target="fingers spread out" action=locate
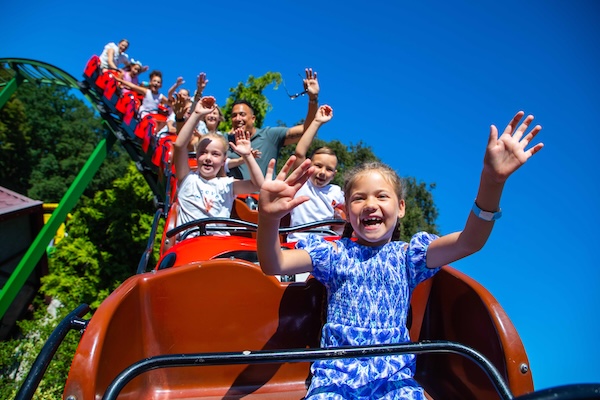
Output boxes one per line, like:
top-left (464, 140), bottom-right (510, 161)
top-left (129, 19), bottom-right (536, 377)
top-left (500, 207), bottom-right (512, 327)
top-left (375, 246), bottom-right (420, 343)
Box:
top-left (286, 160), bottom-right (313, 190)
top-left (265, 159), bottom-right (277, 181)
top-left (277, 156), bottom-right (297, 180)
top-left (235, 129), bottom-right (249, 141)
top-left (305, 68), bottom-right (316, 80)
top-left (503, 111), bottom-right (525, 136)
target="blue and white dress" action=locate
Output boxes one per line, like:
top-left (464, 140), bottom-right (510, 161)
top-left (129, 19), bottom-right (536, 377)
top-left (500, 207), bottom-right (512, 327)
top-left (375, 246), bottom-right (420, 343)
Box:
top-left (296, 232), bottom-right (440, 399)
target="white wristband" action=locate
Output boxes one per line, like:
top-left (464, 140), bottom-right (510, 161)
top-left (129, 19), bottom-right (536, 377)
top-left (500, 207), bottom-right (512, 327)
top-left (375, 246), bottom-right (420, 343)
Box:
top-left (224, 158), bottom-right (230, 174)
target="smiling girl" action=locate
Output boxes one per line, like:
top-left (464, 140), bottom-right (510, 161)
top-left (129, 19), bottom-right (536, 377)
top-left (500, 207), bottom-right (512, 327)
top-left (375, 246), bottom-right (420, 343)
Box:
top-left (173, 96), bottom-right (264, 237)
top-left (257, 111), bottom-right (543, 399)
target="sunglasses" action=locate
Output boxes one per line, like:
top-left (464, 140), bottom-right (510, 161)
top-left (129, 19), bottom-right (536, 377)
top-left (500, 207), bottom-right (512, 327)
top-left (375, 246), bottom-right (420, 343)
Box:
top-left (283, 73), bottom-right (307, 100)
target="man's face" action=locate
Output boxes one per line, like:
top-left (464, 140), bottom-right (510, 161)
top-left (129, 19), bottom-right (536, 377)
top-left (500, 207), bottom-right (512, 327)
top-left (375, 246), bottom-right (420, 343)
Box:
top-left (230, 104), bottom-right (256, 132)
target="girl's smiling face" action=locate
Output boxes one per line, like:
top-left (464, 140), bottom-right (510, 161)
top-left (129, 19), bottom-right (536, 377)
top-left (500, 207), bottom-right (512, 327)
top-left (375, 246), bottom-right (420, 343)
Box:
top-left (346, 171), bottom-right (405, 247)
top-left (196, 137), bottom-right (227, 180)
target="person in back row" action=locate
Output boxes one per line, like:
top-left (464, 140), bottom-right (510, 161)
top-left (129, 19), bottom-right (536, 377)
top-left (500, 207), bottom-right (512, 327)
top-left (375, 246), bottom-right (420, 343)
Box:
top-left (99, 39), bottom-right (130, 71)
top-left (226, 68), bottom-right (321, 179)
top-left (287, 105), bottom-right (345, 242)
top-left (173, 96), bottom-right (264, 237)
top-left (116, 70), bottom-right (170, 120)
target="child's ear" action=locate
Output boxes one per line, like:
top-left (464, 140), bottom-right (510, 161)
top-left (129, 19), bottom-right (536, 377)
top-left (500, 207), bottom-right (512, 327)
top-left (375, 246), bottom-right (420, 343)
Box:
top-left (398, 199), bottom-right (406, 218)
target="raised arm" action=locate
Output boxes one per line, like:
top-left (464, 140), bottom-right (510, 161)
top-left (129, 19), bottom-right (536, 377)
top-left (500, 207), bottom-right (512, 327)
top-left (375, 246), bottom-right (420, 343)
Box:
top-left (114, 76), bottom-right (147, 96)
top-left (167, 76), bottom-right (185, 103)
top-left (283, 68), bottom-right (320, 146)
top-left (257, 157), bottom-right (315, 275)
top-left (231, 129), bottom-right (264, 194)
top-left (173, 96), bottom-right (216, 182)
top-left (292, 104), bottom-right (333, 170)
top-left (192, 73), bottom-right (208, 105)
top-left (426, 111), bottom-right (544, 268)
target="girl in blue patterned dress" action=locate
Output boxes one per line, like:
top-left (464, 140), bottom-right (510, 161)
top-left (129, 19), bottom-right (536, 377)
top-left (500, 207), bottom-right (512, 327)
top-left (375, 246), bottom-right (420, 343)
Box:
top-left (257, 111), bottom-right (543, 399)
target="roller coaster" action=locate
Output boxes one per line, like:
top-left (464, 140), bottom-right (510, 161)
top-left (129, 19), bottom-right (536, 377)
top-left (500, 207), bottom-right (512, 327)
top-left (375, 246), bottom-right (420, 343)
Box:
top-left (1, 57), bottom-right (599, 399)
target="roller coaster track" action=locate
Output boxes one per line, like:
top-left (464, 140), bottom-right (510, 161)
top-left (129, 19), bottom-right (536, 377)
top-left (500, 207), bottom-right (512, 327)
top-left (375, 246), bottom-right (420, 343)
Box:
top-left (0, 58), bottom-right (169, 319)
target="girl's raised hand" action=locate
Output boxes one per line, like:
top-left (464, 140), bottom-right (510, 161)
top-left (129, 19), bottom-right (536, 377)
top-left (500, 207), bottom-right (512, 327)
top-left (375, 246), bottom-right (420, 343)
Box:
top-left (484, 111), bottom-right (544, 183)
top-left (315, 105), bottom-right (333, 124)
top-left (196, 72), bottom-right (208, 92)
top-left (229, 128), bottom-right (251, 156)
top-left (259, 157), bottom-right (314, 220)
top-left (194, 96), bottom-right (216, 116)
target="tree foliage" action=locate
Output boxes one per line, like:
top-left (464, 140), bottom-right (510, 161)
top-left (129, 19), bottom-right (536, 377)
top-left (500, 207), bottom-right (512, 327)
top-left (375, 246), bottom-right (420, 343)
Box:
top-left (278, 137), bottom-right (439, 239)
top-left (220, 72), bottom-right (282, 131)
top-left (0, 82), bottom-right (129, 202)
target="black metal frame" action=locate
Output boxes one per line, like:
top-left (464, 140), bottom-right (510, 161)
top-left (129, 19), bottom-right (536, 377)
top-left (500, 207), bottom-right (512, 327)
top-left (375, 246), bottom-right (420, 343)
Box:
top-left (15, 304), bottom-right (90, 400)
top-left (166, 217), bottom-right (347, 240)
top-left (101, 340), bottom-right (513, 400)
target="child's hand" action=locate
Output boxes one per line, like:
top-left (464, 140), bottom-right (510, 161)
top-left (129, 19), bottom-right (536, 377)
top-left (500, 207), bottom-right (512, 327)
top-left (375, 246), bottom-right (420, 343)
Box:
top-left (176, 76), bottom-right (185, 86)
top-left (172, 93), bottom-right (189, 119)
top-left (303, 68), bottom-right (319, 98)
top-left (194, 96), bottom-right (216, 116)
top-left (315, 105), bottom-right (333, 124)
top-left (197, 72), bottom-right (208, 92)
top-left (259, 157), bottom-right (314, 220)
top-left (229, 128), bottom-right (252, 156)
top-left (333, 203), bottom-right (346, 220)
top-left (483, 111), bottom-right (544, 183)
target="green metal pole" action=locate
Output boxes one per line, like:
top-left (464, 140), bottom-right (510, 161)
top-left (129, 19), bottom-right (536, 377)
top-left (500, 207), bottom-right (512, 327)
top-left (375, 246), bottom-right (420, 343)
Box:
top-left (0, 77), bottom-right (18, 109)
top-left (0, 133), bottom-right (117, 319)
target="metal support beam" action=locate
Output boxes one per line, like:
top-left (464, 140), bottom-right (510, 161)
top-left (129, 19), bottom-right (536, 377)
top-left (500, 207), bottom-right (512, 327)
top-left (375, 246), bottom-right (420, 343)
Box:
top-left (0, 134), bottom-right (116, 319)
top-left (0, 77), bottom-right (18, 109)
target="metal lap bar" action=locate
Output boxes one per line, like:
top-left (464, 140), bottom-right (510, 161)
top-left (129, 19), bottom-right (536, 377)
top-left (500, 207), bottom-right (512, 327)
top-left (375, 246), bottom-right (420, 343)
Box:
top-left (102, 340), bottom-right (514, 400)
top-left (15, 304), bottom-right (90, 400)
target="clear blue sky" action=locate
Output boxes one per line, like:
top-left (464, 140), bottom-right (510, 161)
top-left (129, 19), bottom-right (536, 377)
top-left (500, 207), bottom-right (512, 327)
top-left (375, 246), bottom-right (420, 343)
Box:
top-left (2, 0), bottom-right (599, 392)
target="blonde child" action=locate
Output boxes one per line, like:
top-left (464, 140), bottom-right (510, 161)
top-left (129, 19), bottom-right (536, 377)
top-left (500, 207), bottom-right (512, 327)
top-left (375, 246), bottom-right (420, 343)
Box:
top-left (257, 111), bottom-right (543, 399)
top-left (173, 96), bottom-right (264, 237)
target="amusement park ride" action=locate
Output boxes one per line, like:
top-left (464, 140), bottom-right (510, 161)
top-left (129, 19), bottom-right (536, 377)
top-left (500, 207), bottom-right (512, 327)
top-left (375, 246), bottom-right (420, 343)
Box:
top-left (0, 57), bottom-right (598, 399)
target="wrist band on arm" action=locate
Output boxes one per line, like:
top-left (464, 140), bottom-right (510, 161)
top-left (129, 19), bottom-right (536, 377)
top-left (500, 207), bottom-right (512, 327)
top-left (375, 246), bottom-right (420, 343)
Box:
top-left (224, 158), bottom-right (230, 174)
top-left (471, 201), bottom-right (502, 221)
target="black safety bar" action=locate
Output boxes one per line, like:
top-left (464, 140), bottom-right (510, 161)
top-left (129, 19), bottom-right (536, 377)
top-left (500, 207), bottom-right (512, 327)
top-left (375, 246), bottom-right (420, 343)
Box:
top-left (15, 304), bottom-right (90, 400)
top-left (166, 217), bottom-right (346, 239)
top-left (136, 208), bottom-right (164, 274)
top-left (102, 340), bottom-right (513, 400)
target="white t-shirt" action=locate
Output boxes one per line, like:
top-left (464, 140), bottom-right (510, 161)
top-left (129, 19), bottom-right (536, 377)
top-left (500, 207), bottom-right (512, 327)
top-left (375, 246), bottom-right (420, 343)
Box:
top-left (99, 42), bottom-right (129, 69)
top-left (157, 111), bottom-right (176, 137)
top-left (176, 172), bottom-right (235, 237)
top-left (139, 90), bottom-right (165, 118)
top-left (287, 180), bottom-right (345, 242)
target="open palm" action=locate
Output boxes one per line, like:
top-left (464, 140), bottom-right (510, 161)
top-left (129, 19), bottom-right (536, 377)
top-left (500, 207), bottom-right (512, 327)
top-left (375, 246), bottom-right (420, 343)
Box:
top-left (484, 111), bottom-right (544, 182)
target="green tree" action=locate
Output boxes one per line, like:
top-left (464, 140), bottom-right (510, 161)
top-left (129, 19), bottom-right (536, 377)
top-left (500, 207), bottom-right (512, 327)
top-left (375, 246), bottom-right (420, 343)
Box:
top-left (0, 82), bottom-right (128, 202)
top-left (0, 96), bottom-right (32, 194)
top-left (278, 138), bottom-right (439, 239)
top-left (220, 72), bottom-right (282, 131)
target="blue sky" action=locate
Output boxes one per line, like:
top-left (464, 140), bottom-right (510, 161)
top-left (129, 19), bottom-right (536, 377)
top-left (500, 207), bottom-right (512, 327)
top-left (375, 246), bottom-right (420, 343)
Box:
top-left (2, 0), bottom-right (599, 392)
